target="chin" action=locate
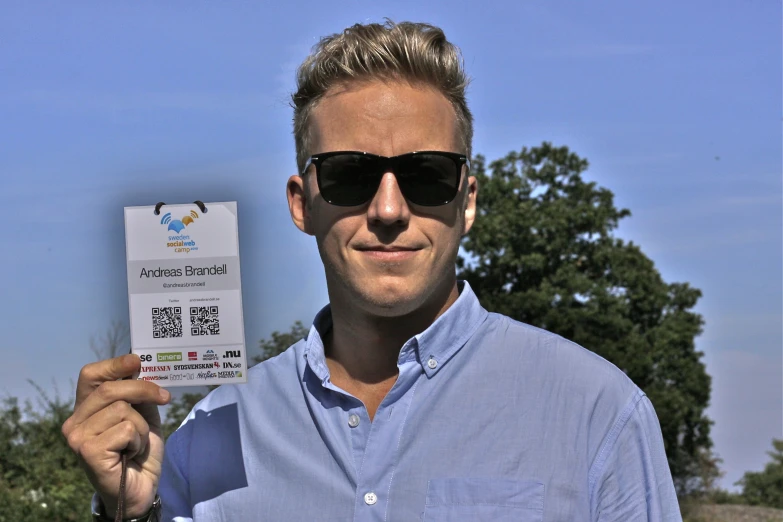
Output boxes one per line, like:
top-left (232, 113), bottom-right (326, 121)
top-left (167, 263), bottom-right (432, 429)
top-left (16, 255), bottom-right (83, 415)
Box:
top-left (352, 275), bottom-right (429, 316)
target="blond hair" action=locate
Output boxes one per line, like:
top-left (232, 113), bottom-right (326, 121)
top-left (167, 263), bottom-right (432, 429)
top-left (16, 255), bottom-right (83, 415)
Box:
top-left (291, 20), bottom-right (473, 174)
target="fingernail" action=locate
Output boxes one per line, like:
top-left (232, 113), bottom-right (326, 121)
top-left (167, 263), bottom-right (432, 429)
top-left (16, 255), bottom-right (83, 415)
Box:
top-left (159, 388), bottom-right (170, 401)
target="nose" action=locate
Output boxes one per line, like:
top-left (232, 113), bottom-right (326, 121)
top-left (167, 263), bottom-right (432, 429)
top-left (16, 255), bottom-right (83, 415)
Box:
top-left (366, 172), bottom-right (410, 226)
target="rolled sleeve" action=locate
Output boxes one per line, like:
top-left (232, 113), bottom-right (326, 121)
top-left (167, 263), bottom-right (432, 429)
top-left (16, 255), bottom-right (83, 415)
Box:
top-left (591, 393), bottom-right (682, 522)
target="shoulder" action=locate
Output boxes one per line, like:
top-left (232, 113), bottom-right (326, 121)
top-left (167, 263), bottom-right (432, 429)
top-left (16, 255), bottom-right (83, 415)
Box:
top-left (481, 313), bottom-right (645, 458)
top-left (486, 313), bottom-right (639, 399)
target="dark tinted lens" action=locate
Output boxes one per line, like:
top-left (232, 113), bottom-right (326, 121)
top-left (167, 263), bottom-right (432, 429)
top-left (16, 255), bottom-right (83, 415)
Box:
top-left (395, 154), bottom-right (460, 206)
top-left (318, 154), bottom-right (383, 206)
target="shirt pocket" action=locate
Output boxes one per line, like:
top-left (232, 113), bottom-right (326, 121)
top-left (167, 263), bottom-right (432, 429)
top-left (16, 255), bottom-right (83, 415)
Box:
top-left (422, 478), bottom-right (544, 522)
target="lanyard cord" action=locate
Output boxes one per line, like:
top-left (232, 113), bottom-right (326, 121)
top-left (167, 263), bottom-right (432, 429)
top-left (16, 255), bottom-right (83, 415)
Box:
top-left (115, 452), bottom-right (128, 522)
top-left (114, 352), bottom-right (133, 522)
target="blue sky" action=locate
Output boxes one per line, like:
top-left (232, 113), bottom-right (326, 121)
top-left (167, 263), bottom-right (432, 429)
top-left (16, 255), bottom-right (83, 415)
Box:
top-left (1, 0), bottom-right (780, 491)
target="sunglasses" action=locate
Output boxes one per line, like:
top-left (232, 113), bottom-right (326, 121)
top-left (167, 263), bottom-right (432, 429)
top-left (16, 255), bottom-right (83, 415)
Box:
top-left (302, 150), bottom-right (470, 207)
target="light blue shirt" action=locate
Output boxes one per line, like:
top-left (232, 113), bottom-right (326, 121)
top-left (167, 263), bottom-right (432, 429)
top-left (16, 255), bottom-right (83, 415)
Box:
top-left (160, 281), bottom-right (681, 521)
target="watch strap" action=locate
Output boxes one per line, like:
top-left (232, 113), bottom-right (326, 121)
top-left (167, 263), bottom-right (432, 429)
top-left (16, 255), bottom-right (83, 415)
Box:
top-left (91, 493), bottom-right (161, 522)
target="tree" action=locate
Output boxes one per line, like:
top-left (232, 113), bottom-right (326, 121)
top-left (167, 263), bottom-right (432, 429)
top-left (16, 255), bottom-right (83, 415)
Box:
top-left (736, 439), bottom-right (783, 508)
top-left (253, 321), bottom-right (309, 365)
top-left (458, 143), bottom-right (712, 495)
top-left (0, 385), bottom-right (94, 521)
top-left (0, 322), bottom-right (133, 521)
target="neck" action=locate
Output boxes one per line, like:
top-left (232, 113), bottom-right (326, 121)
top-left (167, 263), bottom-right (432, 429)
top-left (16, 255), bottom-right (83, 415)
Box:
top-left (324, 278), bottom-right (460, 386)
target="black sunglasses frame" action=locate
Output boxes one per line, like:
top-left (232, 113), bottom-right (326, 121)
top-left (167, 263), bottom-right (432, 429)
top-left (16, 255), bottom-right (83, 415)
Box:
top-left (301, 150), bottom-right (470, 207)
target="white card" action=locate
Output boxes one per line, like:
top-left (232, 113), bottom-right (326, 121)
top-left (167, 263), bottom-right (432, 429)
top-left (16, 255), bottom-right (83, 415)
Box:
top-left (124, 202), bottom-right (248, 387)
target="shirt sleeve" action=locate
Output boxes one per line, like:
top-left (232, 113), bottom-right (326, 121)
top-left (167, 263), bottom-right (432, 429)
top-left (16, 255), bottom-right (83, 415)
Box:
top-left (591, 393), bottom-right (682, 522)
top-left (159, 421), bottom-right (194, 522)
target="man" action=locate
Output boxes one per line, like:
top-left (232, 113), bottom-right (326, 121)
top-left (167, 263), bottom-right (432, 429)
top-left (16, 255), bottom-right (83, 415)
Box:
top-left (63, 20), bottom-right (682, 521)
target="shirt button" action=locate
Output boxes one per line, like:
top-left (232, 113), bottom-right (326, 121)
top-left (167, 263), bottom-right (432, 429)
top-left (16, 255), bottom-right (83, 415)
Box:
top-left (364, 492), bottom-right (377, 505)
top-left (427, 357), bottom-right (438, 369)
top-left (348, 414), bottom-right (360, 428)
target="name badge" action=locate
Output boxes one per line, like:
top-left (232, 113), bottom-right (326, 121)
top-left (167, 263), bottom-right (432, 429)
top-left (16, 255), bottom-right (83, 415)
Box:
top-left (124, 202), bottom-right (247, 386)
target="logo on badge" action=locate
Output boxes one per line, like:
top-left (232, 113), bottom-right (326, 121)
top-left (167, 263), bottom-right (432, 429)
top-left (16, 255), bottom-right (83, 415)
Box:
top-left (160, 211), bottom-right (199, 233)
top-left (162, 211), bottom-right (199, 254)
top-left (157, 352), bottom-right (182, 362)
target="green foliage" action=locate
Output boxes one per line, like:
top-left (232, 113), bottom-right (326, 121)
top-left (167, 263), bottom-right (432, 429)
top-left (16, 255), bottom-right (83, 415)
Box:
top-left (253, 320), bottom-right (309, 365)
top-left (709, 489), bottom-right (747, 505)
top-left (737, 439), bottom-right (783, 508)
top-left (458, 143), bottom-right (713, 495)
top-left (162, 392), bottom-right (210, 440)
top-left (0, 386), bottom-right (93, 522)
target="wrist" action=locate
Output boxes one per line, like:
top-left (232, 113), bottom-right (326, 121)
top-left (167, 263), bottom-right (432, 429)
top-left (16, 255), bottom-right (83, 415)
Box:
top-left (97, 494), bottom-right (119, 519)
top-left (92, 493), bottom-right (161, 522)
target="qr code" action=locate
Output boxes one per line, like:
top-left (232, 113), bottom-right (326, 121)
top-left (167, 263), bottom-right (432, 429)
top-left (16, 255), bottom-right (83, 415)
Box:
top-left (190, 306), bottom-right (220, 336)
top-left (152, 307), bottom-right (182, 338)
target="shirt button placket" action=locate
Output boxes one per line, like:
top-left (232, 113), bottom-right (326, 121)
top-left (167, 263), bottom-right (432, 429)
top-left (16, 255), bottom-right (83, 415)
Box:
top-left (349, 363), bottom-right (420, 521)
top-left (353, 410), bottom-right (385, 520)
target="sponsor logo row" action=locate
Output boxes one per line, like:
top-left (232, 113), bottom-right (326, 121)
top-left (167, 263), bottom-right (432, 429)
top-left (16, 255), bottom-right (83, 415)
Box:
top-left (141, 370), bottom-right (243, 382)
top-left (138, 349), bottom-right (242, 363)
top-left (141, 361), bottom-right (241, 372)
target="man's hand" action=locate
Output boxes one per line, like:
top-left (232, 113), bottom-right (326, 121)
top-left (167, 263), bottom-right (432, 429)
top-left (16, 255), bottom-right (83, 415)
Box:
top-left (62, 354), bottom-right (171, 519)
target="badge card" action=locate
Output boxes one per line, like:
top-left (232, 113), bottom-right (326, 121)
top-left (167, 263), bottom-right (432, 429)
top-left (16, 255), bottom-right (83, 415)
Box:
top-left (124, 202), bottom-right (248, 387)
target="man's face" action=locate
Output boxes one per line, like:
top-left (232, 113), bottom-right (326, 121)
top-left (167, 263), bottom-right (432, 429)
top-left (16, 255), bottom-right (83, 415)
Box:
top-left (287, 80), bottom-right (477, 317)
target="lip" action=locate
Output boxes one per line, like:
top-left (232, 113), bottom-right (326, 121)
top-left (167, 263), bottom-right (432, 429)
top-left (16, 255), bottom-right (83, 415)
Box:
top-left (355, 246), bottom-right (421, 261)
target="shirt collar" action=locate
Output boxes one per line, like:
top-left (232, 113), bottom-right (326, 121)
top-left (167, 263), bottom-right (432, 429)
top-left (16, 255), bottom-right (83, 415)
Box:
top-left (301, 280), bottom-right (488, 381)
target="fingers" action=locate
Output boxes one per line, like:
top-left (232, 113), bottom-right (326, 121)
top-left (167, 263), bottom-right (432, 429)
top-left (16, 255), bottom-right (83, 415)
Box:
top-left (80, 420), bottom-right (144, 463)
top-left (67, 380), bottom-right (169, 432)
top-left (64, 356), bottom-right (168, 519)
top-left (66, 401), bottom-right (153, 463)
top-left (76, 354), bottom-right (141, 405)
top-left (79, 401), bottom-right (150, 444)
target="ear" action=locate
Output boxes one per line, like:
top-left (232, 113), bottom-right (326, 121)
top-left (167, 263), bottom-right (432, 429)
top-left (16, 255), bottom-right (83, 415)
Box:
top-left (287, 174), bottom-right (314, 236)
top-left (461, 174), bottom-right (478, 236)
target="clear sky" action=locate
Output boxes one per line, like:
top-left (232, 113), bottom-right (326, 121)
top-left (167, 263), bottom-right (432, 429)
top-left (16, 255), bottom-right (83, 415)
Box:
top-left (1, 0), bottom-right (780, 492)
